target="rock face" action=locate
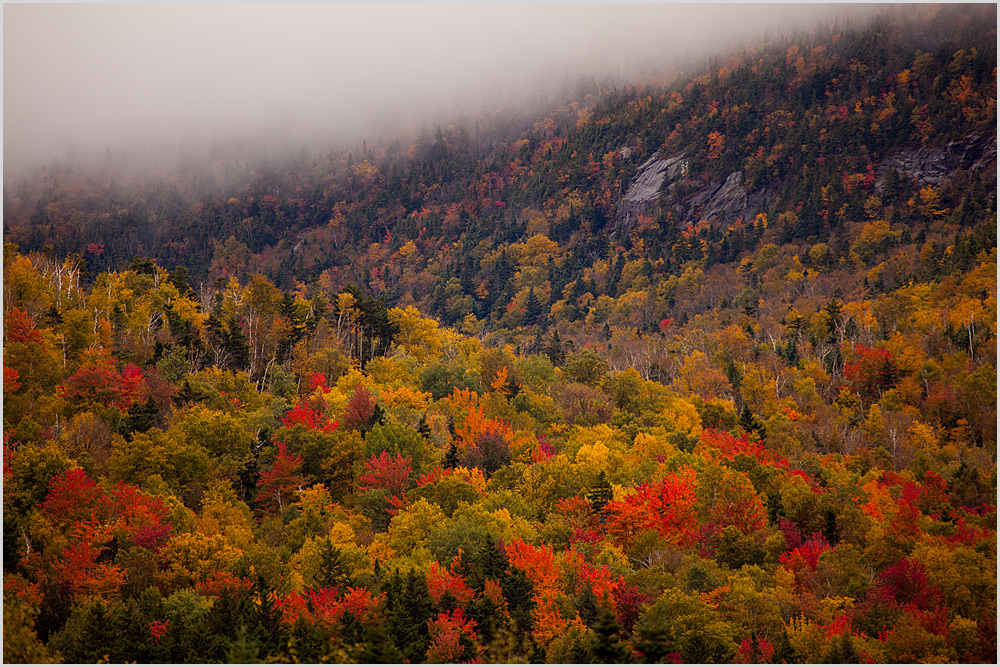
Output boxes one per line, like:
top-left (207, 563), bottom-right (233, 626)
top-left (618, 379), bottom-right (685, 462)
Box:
top-left (619, 151), bottom-right (772, 228)
top-left (619, 152), bottom-right (689, 225)
top-left (680, 171), bottom-right (774, 226)
top-left (876, 133), bottom-right (997, 189)
top-left (619, 133), bottom-right (994, 230)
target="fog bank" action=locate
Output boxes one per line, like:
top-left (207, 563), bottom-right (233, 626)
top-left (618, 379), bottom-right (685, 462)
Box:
top-left (5, 3), bottom-right (883, 175)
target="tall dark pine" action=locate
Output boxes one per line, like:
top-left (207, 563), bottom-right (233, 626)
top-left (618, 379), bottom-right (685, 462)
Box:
top-left (524, 286), bottom-right (542, 326)
top-left (587, 471), bottom-right (614, 514)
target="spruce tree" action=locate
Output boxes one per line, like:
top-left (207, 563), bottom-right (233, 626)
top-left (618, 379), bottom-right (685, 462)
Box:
top-left (590, 601), bottom-right (632, 663)
top-left (587, 471), bottom-right (614, 514)
top-left (524, 286), bottom-right (542, 326)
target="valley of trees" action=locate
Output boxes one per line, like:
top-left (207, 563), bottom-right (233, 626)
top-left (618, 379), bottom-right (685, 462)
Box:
top-left (3, 4), bottom-right (996, 663)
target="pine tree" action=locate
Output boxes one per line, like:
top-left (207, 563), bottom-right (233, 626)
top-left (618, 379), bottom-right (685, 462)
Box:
top-left (314, 538), bottom-right (352, 590)
top-left (444, 441), bottom-right (459, 469)
top-left (590, 601), bottom-right (632, 663)
top-left (824, 633), bottom-right (861, 664)
top-left (574, 585), bottom-right (599, 627)
top-left (124, 395), bottom-right (159, 435)
top-left (524, 286), bottom-right (542, 326)
top-left (587, 471), bottom-right (614, 514)
top-left (417, 414), bottom-right (432, 440)
top-left (545, 331), bottom-right (565, 366)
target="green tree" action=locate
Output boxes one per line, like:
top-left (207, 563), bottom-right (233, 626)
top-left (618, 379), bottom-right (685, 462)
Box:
top-left (588, 470), bottom-right (614, 513)
top-left (633, 588), bottom-right (737, 663)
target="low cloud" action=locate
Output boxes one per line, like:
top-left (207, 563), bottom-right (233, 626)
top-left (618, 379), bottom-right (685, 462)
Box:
top-left (4, 3), bottom-right (882, 173)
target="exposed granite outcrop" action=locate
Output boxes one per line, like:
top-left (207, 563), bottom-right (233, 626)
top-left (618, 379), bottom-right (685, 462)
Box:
top-left (619, 152), bottom-right (689, 225)
top-left (619, 151), bottom-right (771, 227)
top-left (680, 171), bottom-right (774, 226)
top-left (876, 133), bottom-right (997, 189)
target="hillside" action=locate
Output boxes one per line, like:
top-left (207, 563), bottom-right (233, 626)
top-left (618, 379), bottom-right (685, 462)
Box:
top-left (3, 4), bottom-right (997, 664)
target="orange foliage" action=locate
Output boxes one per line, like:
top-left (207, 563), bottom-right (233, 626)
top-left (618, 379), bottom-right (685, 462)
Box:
top-left (604, 468), bottom-right (699, 548)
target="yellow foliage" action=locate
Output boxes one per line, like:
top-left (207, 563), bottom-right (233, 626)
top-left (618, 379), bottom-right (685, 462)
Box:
top-left (672, 349), bottom-right (731, 399)
top-left (196, 485), bottom-right (255, 551)
top-left (335, 367), bottom-right (368, 395)
top-left (389, 306), bottom-right (443, 363)
top-left (740, 366), bottom-right (778, 416)
top-left (366, 356), bottom-right (414, 390)
top-left (398, 240), bottom-right (418, 258)
top-left (159, 532), bottom-right (242, 591)
top-left (387, 498), bottom-right (446, 557)
top-left (632, 432), bottom-right (678, 461)
top-left (514, 234), bottom-right (559, 267)
top-left (328, 521), bottom-right (356, 546)
top-left (491, 365), bottom-right (509, 392)
top-left (661, 395), bottom-right (703, 438)
top-left (379, 385), bottom-right (431, 412)
top-left (575, 441), bottom-right (610, 471)
top-left (367, 534), bottom-right (395, 567)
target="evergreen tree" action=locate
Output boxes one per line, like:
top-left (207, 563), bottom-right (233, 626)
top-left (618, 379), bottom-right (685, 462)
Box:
top-left (739, 406), bottom-right (767, 441)
top-left (590, 601), bottom-right (632, 663)
top-left (314, 538), bottom-right (352, 590)
top-left (824, 633), bottom-right (861, 664)
top-left (587, 471), bottom-right (614, 514)
top-left (524, 286), bottom-right (542, 326)
top-left (545, 331), bottom-right (565, 366)
top-left (124, 395), bottom-right (159, 436)
top-left (574, 585), bottom-right (599, 627)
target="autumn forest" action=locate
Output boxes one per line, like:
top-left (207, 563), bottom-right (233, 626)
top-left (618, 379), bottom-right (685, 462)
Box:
top-left (3, 4), bottom-right (997, 664)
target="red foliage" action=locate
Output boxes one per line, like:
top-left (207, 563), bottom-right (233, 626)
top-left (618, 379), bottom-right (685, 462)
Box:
top-left (426, 561), bottom-right (475, 606)
top-left (308, 371), bottom-right (328, 393)
top-left (555, 496), bottom-right (594, 523)
top-left (48, 540), bottom-right (125, 597)
top-left (282, 398), bottom-right (338, 432)
top-left (33, 469), bottom-right (174, 600)
top-left (150, 619), bottom-right (169, 643)
top-left (427, 608), bottom-right (478, 663)
top-left (58, 357), bottom-right (144, 410)
top-left (341, 385), bottom-right (376, 431)
top-left (874, 558), bottom-right (942, 611)
top-left (779, 534), bottom-right (831, 574)
top-left (4, 366), bottom-right (21, 393)
top-left (358, 451), bottom-right (412, 497)
top-left (41, 469), bottom-right (111, 529)
top-left (779, 518), bottom-right (804, 550)
top-left (5, 307), bottom-right (43, 345)
top-left (947, 517), bottom-right (994, 547)
top-left (736, 635), bottom-right (775, 663)
top-left (417, 467), bottom-right (448, 486)
top-left (505, 538), bottom-right (560, 592)
top-left (195, 571), bottom-right (254, 598)
top-left (700, 428), bottom-right (788, 469)
top-left (256, 442), bottom-right (306, 514)
top-left (825, 613), bottom-right (852, 639)
top-left (611, 580), bottom-right (648, 632)
top-left (278, 587), bottom-right (383, 628)
top-left (310, 586), bottom-right (382, 625)
top-left (843, 344), bottom-right (899, 402)
top-left (604, 468), bottom-right (699, 548)
top-left (531, 435), bottom-right (555, 463)
top-left (276, 590), bottom-right (312, 626)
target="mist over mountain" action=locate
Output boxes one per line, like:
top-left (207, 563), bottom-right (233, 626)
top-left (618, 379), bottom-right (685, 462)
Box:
top-left (5, 3), bottom-right (877, 176)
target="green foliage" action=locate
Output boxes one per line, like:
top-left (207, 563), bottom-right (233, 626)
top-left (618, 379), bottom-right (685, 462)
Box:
top-left (633, 588), bottom-right (737, 663)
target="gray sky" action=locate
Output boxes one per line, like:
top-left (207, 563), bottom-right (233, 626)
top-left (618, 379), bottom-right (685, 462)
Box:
top-left (4, 3), bottom-right (878, 171)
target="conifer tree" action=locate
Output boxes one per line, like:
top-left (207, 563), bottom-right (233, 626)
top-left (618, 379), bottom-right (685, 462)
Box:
top-left (588, 471), bottom-right (614, 514)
